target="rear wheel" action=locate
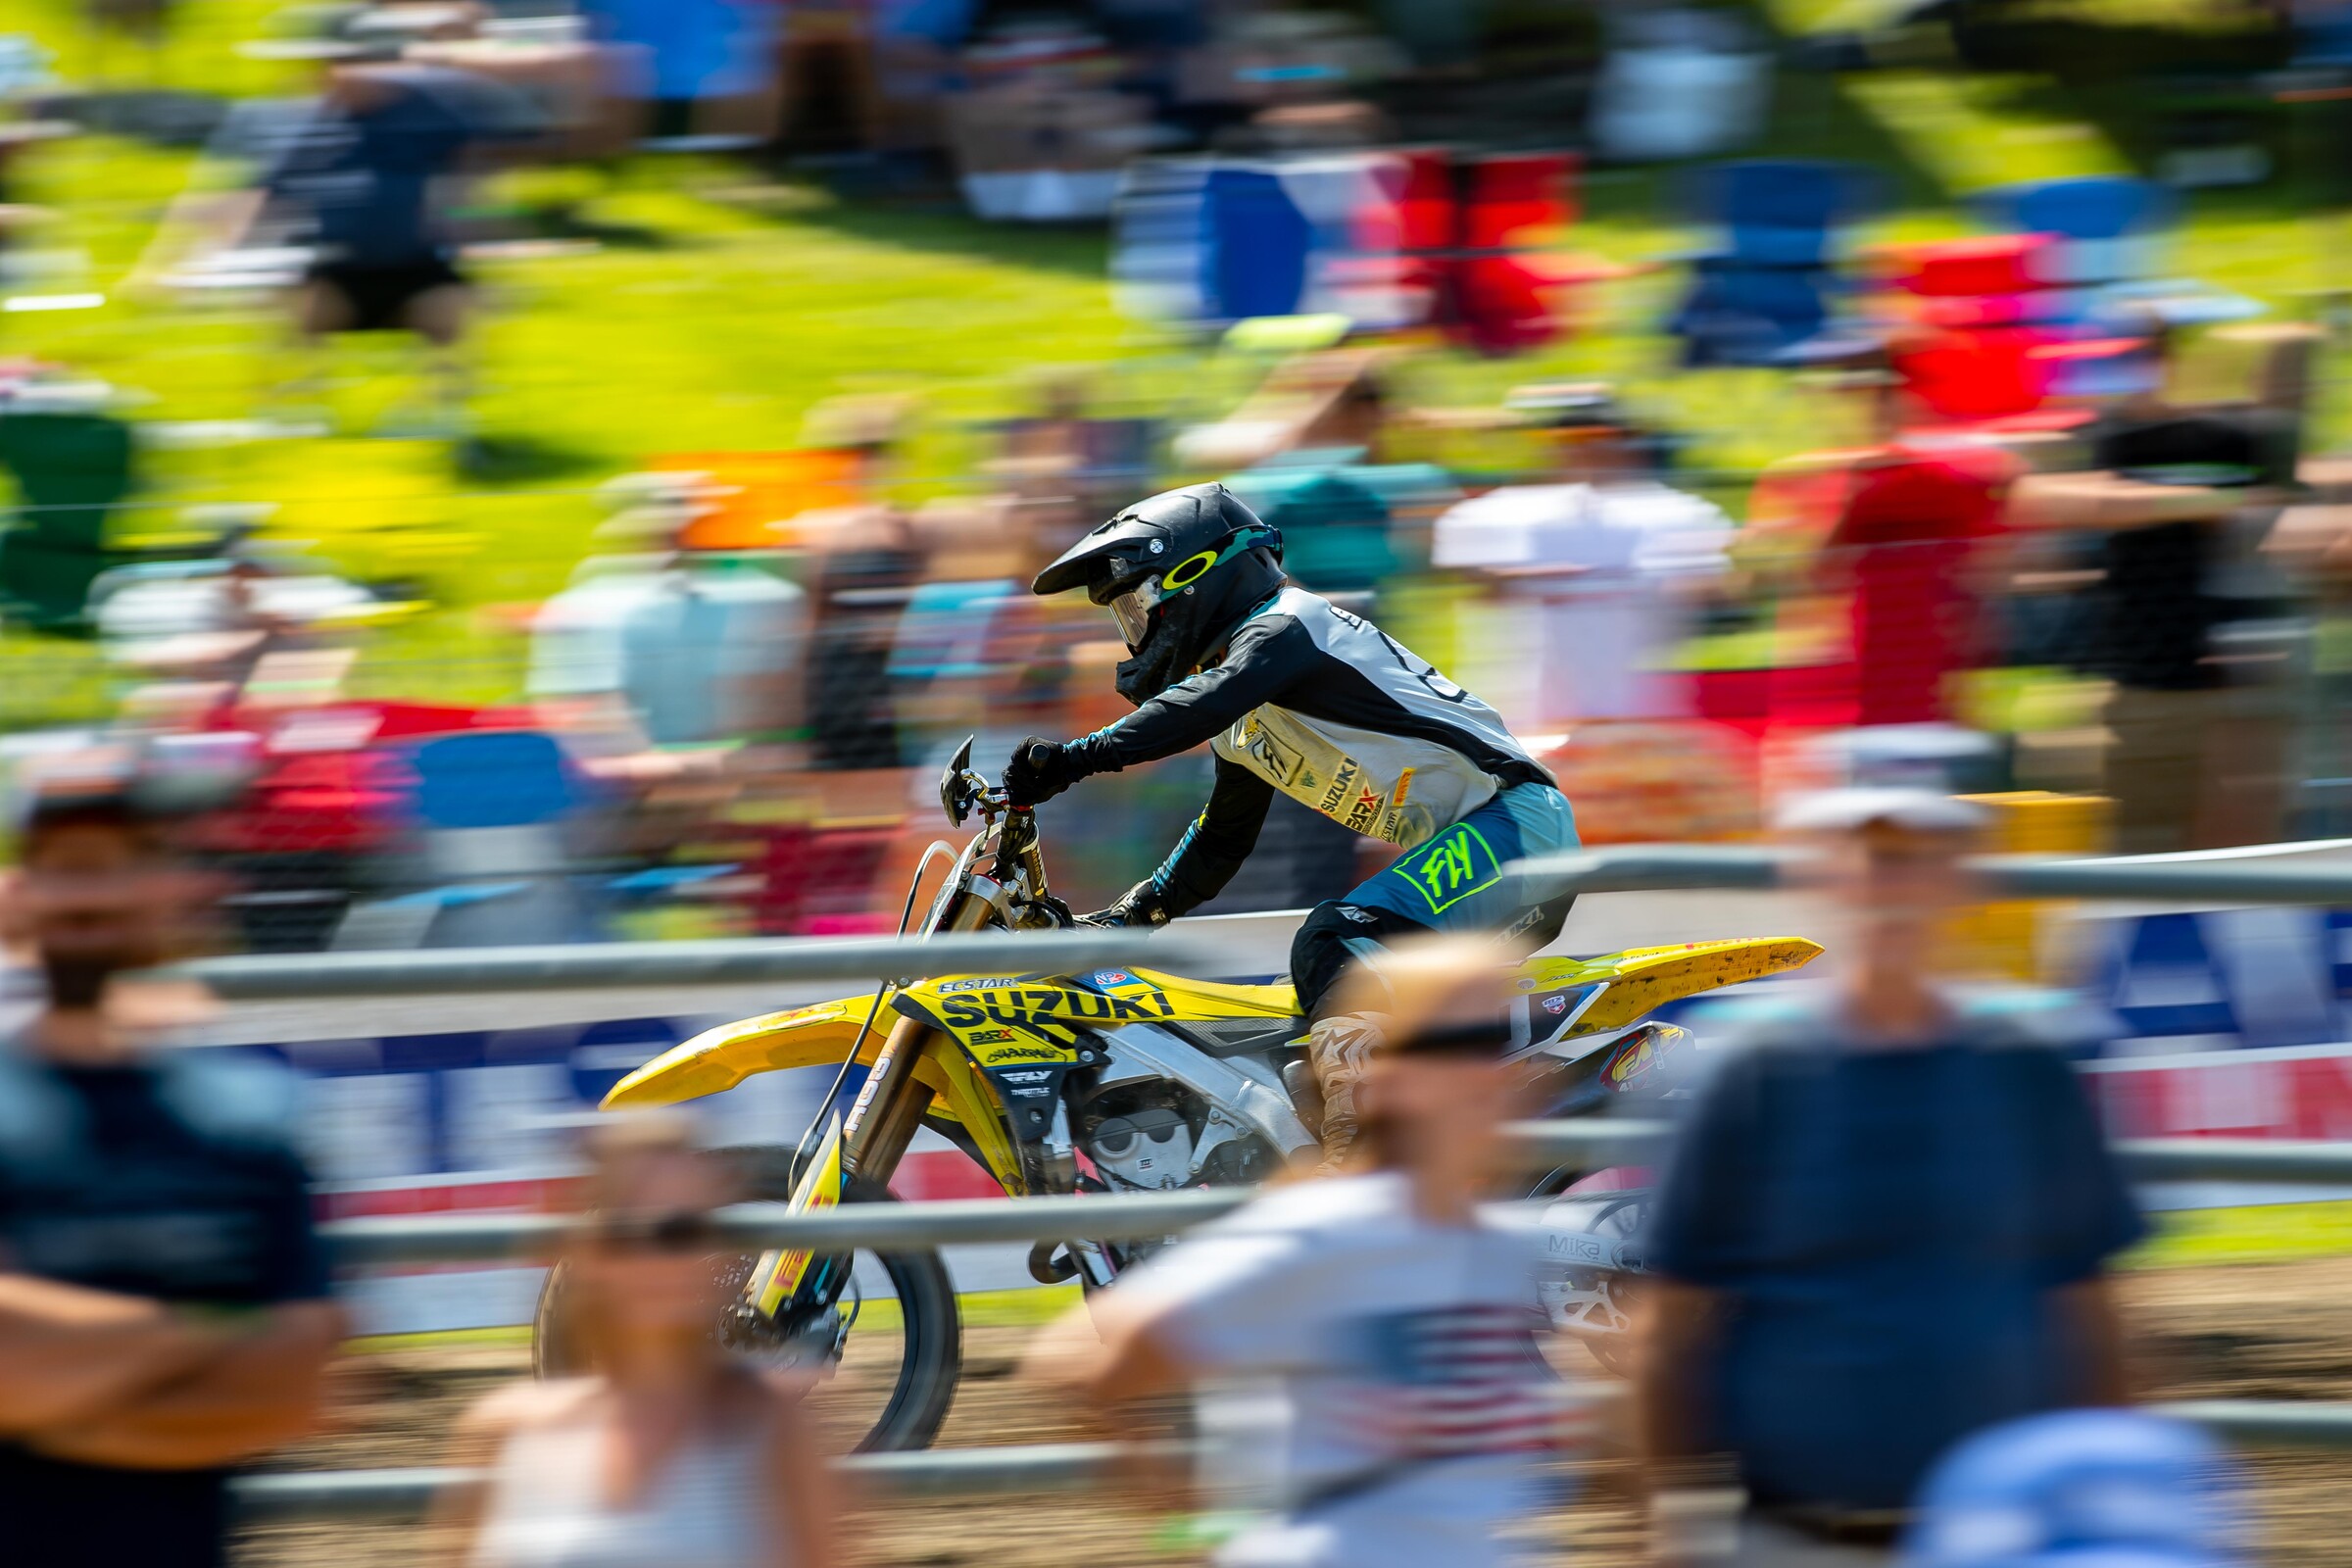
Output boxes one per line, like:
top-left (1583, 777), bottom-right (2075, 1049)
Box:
top-left (1530, 1175), bottom-right (1648, 1377)
top-left (533, 1147), bottom-right (961, 1452)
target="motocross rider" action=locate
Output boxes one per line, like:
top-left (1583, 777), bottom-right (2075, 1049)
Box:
top-left (1004, 482), bottom-right (1578, 1169)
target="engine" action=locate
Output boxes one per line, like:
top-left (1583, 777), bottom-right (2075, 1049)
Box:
top-left (1076, 1082), bottom-right (1283, 1192)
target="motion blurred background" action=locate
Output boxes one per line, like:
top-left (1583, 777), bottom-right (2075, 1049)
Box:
top-left (5, 0), bottom-right (2352, 1321)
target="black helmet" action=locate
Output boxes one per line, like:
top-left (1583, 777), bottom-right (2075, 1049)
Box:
top-left (1033, 482), bottom-right (1286, 706)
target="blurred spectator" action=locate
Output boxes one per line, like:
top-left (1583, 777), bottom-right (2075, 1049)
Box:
top-left (1636, 784), bottom-right (2141, 1565)
top-left (531, 474), bottom-right (808, 748)
top-left (442, 1113), bottom-right (836, 1568)
top-left (1819, 436), bottom-right (2016, 731)
top-left (1035, 938), bottom-right (1586, 1568)
top-left (144, 27), bottom-right (530, 443)
top-left (2012, 349), bottom-right (2307, 850)
top-left (581, 0), bottom-right (779, 143)
top-left (1903, 1409), bottom-right (2247, 1568)
top-left (1432, 386), bottom-right (1733, 733)
top-left (0, 751), bottom-right (342, 1568)
top-left (794, 397), bottom-right (926, 771)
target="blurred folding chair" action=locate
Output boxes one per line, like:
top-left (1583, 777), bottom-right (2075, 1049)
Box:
top-left (0, 404), bottom-right (134, 627)
top-left (390, 729), bottom-right (600, 947)
top-left (1880, 234), bottom-right (2155, 415)
top-left (647, 448), bottom-right (864, 552)
top-left (1705, 158), bottom-right (1856, 268)
top-left (1448, 152), bottom-right (1618, 355)
top-left (1970, 175), bottom-right (2173, 288)
top-left (1204, 165), bottom-right (1318, 321)
top-left (1666, 159), bottom-right (1868, 368)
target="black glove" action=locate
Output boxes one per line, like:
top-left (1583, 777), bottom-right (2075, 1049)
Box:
top-left (1004, 736), bottom-right (1081, 808)
top-left (1078, 880), bottom-right (1172, 929)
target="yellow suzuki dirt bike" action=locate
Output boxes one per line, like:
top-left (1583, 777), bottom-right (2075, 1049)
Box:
top-left (537, 738), bottom-right (1819, 1449)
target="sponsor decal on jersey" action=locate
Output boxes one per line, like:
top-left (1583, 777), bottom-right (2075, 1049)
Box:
top-left (1343, 781), bottom-right (1386, 833)
top-left (1236, 715), bottom-right (1307, 786)
top-left (1315, 756), bottom-right (1363, 816)
top-left (1375, 767), bottom-right (1416, 842)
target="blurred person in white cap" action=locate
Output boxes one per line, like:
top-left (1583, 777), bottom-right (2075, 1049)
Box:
top-left (0, 747), bottom-right (342, 1568)
top-left (441, 1112), bottom-right (837, 1568)
top-left (1029, 937), bottom-right (1591, 1568)
top-left (1634, 782), bottom-right (2143, 1566)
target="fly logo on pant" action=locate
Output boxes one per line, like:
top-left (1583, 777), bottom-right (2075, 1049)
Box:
top-left (1395, 822), bottom-right (1500, 915)
top-left (1420, 834), bottom-right (1475, 901)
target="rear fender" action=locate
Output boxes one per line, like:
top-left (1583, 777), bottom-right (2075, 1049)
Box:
top-left (1528, 937), bottom-right (1823, 1040)
top-left (601, 997), bottom-right (886, 1108)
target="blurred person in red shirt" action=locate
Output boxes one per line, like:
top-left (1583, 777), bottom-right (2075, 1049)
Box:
top-left (1818, 442), bottom-right (2016, 730)
top-left (441, 1114), bottom-right (837, 1568)
top-left (0, 750), bottom-right (343, 1568)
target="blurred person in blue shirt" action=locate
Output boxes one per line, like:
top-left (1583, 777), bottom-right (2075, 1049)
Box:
top-left (1635, 786), bottom-right (2143, 1566)
top-left (140, 21), bottom-right (533, 444)
top-left (1903, 1409), bottom-right (2247, 1568)
top-left (0, 750), bottom-right (343, 1568)
top-left (1031, 938), bottom-right (1592, 1568)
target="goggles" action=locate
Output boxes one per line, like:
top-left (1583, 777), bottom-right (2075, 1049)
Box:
top-left (1108, 588), bottom-right (1154, 651)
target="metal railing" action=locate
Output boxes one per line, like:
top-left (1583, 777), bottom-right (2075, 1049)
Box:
top-left (227, 1405), bottom-right (2352, 1522)
top-left (232, 1443), bottom-right (1172, 1521)
top-left (318, 1123), bottom-right (2352, 1266)
top-left (172, 928), bottom-right (1218, 1000)
top-left (161, 840), bottom-right (2352, 1004)
top-left (1504, 843), bottom-right (2352, 906)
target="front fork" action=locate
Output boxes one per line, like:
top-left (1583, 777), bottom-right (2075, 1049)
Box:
top-left (746, 1012), bottom-right (940, 1318)
top-left (746, 897), bottom-right (997, 1322)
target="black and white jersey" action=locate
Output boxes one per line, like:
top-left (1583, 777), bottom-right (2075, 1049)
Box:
top-left (1066, 587), bottom-right (1554, 915)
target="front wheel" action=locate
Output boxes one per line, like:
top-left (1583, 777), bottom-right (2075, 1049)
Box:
top-left (533, 1153), bottom-right (962, 1452)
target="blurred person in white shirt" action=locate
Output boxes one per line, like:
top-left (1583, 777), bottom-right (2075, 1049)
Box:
top-left (1431, 387), bottom-right (1733, 734)
top-left (1032, 938), bottom-right (1590, 1568)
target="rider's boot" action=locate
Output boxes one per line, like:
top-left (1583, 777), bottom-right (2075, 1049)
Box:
top-left (1305, 1010), bottom-right (1387, 1175)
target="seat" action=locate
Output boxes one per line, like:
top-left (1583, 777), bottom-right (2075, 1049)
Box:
top-left (1134, 967), bottom-right (1300, 1020)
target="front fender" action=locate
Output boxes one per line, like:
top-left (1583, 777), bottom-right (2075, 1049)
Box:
top-left (602, 998), bottom-right (886, 1108)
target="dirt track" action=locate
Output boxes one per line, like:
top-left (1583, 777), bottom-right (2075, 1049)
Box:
top-left (239, 1257), bottom-right (2352, 1567)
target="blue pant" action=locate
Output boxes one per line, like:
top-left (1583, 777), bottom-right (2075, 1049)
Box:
top-left (1290, 781), bottom-right (1579, 1019)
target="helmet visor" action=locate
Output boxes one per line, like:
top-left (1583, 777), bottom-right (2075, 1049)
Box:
top-left (1108, 589), bottom-right (1152, 651)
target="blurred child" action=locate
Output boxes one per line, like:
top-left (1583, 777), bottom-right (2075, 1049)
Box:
top-left (440, 1115), bottom-right (836, 1568)
top-left (1032, 937), bottom-right (1587, 1568)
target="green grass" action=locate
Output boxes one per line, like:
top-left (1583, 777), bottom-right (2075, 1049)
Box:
top-left (2132, 1200), bottom-right (2352, 1270)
